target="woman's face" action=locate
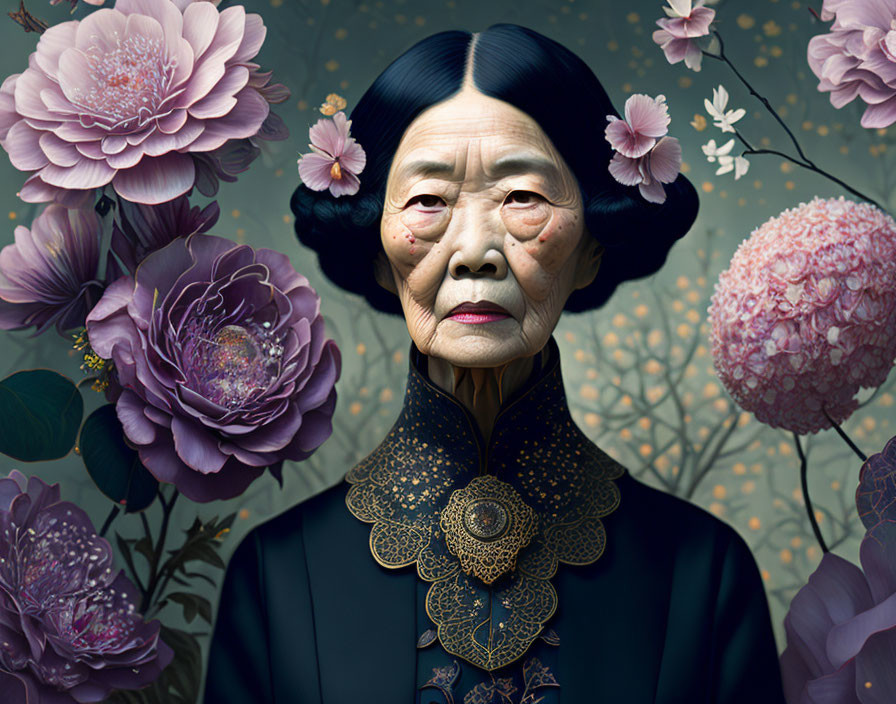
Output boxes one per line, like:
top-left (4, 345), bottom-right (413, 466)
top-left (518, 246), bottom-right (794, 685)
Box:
top-left (379, 87), bottom-right (602, 368)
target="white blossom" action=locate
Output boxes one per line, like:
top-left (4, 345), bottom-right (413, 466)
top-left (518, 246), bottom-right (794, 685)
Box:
top-left (715, 154), bottom-right (750, 179)
top-left (701, 138), bottom-right (735, 161)
top-left (704, 85), bottom-right (746, 133)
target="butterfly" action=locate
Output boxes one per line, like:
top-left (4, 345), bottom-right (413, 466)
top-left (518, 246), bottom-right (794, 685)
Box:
top-left (319, 93), bottom-right (347, 116)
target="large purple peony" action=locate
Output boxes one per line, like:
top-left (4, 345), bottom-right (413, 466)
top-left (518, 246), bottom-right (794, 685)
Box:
top-left (780, 435), bottom-right (896, 703)
top-left (0, 0), bottom-right (281, 206)
top-left (0, 204), bottom-right (110, 335)
top-left (110, 195), bottom-right (220, 274)
top-left (85, 233), bottom-right (341, 502)
top-left (0, 470), bottom-right (172, 703)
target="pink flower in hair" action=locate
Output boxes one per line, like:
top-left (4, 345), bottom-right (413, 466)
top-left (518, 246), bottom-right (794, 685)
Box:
top-left (605, 94), bottom-right (682, 205)
top-left (605, 93), bottom-right (671, 158)
top-left (297, 111), bottom-right (366, 198)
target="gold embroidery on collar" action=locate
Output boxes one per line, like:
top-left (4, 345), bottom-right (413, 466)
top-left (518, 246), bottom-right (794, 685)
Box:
top-left (345, 352), bottom-right (625, 671)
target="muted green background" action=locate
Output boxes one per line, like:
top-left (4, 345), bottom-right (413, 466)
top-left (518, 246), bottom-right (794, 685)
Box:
top-left (1, 0), bottom-right (894, 697)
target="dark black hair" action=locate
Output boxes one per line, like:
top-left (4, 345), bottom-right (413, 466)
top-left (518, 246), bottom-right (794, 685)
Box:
top-left (291, 23), bottom-right (699, 316)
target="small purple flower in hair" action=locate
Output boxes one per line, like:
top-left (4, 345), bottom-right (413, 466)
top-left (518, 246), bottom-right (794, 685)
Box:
top-left (297, 111), bottom-right (367, 197)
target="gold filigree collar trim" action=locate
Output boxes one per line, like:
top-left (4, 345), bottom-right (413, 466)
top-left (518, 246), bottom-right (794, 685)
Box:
top-left (345, 337), bottom-right (626, 671)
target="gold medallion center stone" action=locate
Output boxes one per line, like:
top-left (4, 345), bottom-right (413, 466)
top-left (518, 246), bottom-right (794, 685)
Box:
top-left (463, 499), bottom-right (508, 541)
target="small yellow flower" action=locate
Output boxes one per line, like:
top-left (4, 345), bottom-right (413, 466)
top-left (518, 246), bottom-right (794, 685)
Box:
top-left (319, 93), bottom-right (347, 115)
top-left (690, 114), bottom-right (707, 131)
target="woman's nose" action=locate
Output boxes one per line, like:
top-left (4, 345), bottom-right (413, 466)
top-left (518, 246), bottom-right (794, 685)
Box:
top-left (446, 214), bottom-right (509, 280)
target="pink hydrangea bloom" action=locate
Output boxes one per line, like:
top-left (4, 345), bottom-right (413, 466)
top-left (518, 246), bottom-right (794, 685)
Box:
top-left (0, 0), bottom-right (275, 206)
top-left (708, 196), bottom-right (896, 435)
top-left (297, 111), bottom-right (366, 198)
top-left (605, 94), bottom-right (682, 205)
top-left (808, 0), bottom-right (896, 129)
top-left (652, 0), bottom-right (716, 72)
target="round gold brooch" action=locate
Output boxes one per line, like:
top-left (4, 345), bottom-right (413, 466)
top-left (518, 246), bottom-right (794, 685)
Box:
top-left (440, 475), bottom-right (537, 584)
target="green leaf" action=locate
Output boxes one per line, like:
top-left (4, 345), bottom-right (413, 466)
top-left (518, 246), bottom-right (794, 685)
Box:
top-left (115, 533), bottom-right (140, 588)
top-left (190, 542), bottom-right (226, 570)
top-left (0, 369), bottom-right (83, 461)
top-left (80, 405), bottom-right (158, 513)
top-left (217, 512), bottom-right (237, 534)
top-left (161, 516), bottom-right (232, 579)
top-left (166, 592), bottom-right (212, 624)
top-left (133, 536), bottom-right (155, 567)
top-left (180, 570), bottom-right (217, 588)
top-left (158, 627), bottom-right (202, 703)
top-left (104, 627), bottom-right (200, 704)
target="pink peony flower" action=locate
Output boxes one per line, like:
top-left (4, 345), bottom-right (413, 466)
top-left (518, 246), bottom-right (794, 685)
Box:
top-left (605, 94), bottom-right (682, 205)
top-left (652, 0), bottom-right (716, 72)
top-left (808, 0), bottom-right (896, 129)
top-left (708, 196), bottom-right (896, 435)
top-left (0, 0), bottom-right (276, 206)
top-left (297, 111), bottom-right (366, 198)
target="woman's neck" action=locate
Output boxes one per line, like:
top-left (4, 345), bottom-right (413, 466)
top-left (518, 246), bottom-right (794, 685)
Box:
top-left (427, 350), bottom-right (544, 444)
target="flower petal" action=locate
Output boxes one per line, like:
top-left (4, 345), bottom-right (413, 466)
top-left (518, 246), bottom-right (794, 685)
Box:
top-left (116, 389), bottom-right (157, 446)
top-left (171, 415), bottom-right (227, 474)
top-left (646, 136), bottom-right (682, 184)
top-left (623, 93), bottom-right (670, 139)
top-left (111, 152), bottom-right (195, 204)
top-left (607, 152), bottom-right (643, 186)
top-left (855, 627), bottom-right (896, 703)
top-left (298, 152), bottom-right (336, 191)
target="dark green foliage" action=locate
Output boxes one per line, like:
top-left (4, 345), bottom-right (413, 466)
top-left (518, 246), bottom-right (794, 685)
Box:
top-left (80, 404), bottom-right (157, 512)
top-left (0, 369), bottom-right (82, 461)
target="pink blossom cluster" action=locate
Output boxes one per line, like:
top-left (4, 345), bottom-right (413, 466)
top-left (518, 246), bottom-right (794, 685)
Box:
top-left (708, 196), bottom-right (896, 434)
top-left (652, 0), bottom-right (716, 72)
top-left (808, 0), bottom-right (896, 129)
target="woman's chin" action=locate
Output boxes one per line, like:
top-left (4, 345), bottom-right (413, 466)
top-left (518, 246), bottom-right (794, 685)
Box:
top-left (426, 319), bottom-right (534, 368)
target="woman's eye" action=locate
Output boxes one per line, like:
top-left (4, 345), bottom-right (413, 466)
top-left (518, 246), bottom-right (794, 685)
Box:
top-left (407, 194), bottom-right (445, 210)
top-left (504, 190), bottom-right (545, 207)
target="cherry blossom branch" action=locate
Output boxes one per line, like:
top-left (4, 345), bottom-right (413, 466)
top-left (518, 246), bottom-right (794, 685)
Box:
top-left (701, 30), bottom-right (885, 211)
top-left (793, 432), bottom-right (829, 553)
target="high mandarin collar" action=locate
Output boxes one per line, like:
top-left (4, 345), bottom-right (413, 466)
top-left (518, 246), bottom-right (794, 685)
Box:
top-left (401, 336), bottom-right (578, 481)
top-left (345, 336), bottom-right (626, 671)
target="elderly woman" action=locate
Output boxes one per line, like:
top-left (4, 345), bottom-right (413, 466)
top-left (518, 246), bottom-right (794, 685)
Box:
top-left (204, 24), bottom-right (786, 703)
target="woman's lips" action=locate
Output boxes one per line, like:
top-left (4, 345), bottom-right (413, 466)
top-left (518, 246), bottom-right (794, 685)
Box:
top-left (447, 301), bottom-right (511, 325)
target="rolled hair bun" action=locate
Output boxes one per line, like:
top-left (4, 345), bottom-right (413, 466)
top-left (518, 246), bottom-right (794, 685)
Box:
top-left (291, 24), bottom-right (699, 316)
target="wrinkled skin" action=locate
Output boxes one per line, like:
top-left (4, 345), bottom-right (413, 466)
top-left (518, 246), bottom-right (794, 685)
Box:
top-left (376, 85), bottom-right (602, 433)
top-left (378, 85), bottom-right (602, 369)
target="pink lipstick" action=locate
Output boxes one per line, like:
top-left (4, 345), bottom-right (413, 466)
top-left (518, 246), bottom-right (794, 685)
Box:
top-left (447, 301), bottom-right (511, 324)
